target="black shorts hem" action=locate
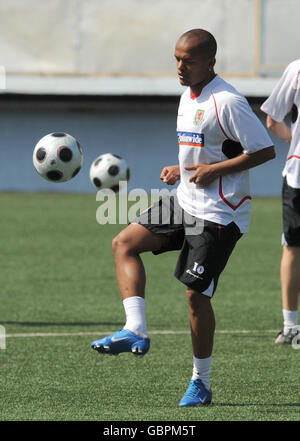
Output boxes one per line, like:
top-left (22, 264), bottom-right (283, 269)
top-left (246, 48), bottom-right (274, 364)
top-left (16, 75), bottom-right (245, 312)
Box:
top-left (132, 221), bottom-right (184, 255)
top-left (282, 178), bottom-right (300, 246)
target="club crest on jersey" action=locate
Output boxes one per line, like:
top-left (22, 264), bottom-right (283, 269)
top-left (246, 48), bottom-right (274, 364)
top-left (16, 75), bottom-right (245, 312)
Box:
top-left (194, 109), bottom-right (205, 125)
top-left (177, 131), bottom-right (204, 147)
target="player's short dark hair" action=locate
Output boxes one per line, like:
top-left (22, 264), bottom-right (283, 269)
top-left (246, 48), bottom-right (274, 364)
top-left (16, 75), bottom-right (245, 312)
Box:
top-left (180, 29), bottom-right (217, 58)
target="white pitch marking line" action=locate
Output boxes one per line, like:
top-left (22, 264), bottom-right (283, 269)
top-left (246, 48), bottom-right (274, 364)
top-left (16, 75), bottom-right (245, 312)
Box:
top-left (4, 330), bottom-right (278, 338)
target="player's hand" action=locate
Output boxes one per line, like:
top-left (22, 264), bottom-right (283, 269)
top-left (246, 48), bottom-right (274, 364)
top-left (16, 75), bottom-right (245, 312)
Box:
top-left (160, 165), bottom-right (180, 185)
top-left (184, 163), bottom-right (217, 186)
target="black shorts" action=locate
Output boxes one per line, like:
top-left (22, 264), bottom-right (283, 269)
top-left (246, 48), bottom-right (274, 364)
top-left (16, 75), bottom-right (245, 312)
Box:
top-left (132, 196), bottom-right (242, 296)
top-left (282, 177), bottom-right (300, 246)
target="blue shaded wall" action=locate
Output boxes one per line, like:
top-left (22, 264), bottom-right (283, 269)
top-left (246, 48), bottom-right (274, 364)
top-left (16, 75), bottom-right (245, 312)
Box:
top-left (0, 97), bottom-right (287, 195)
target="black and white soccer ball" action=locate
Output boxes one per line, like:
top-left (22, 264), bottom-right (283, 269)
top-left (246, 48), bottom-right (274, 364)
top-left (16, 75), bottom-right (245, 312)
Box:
top-left (89, 153), bottom-right (130, 192)
top-left (33, 132), bottom-right (83, 182)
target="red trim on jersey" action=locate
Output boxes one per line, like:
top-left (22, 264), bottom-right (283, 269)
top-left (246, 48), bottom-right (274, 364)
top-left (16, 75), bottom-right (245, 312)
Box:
top-left (219, 176), bottom-right (252, 211)
top-left (287, 155), bottom-right (300, 161)
top-left (213, 94), bottom-right (274, 155)
top-left (212, 93), bottom-right (231, 139)
top-left (190, 89), bottom-right (202, 100)
top-left (179, 142), bottom-right (204, 147)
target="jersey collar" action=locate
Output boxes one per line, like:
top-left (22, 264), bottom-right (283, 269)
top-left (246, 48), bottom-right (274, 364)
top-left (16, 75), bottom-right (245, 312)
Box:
top-left (189, 75), bottom-right (219, 100)
top-left (190, 90), bottom-right (202, 100)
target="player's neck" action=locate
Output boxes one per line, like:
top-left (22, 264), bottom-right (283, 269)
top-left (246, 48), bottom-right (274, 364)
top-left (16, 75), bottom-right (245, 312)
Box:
top-left (190, 72), bottom-right (216, 96)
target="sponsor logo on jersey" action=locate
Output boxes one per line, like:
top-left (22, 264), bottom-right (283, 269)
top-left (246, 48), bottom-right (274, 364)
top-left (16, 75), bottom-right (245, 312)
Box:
top-left (194, 109), bottom-right (205, 124)
top-left (177, 131), bottom-right (204, 147)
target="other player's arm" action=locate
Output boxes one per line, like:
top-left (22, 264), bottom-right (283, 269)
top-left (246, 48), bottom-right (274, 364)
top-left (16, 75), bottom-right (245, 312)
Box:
top-left (185, 146), bottom-right (275, 186)
top-left (266, 115), bottom-right (292, 143)
top-left (261, 61), bottom-right (296, 144)
top-left (160, 165), bottom-right (180, 185)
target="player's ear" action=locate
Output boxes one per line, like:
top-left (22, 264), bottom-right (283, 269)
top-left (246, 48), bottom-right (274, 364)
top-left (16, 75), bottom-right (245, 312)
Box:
top-left (209, 57), bottom-right (216, 70)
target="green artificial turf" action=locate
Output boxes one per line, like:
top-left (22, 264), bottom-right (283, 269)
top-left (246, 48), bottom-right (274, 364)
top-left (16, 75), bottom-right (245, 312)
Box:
top-left (0, 193), bottom-right (299, 421)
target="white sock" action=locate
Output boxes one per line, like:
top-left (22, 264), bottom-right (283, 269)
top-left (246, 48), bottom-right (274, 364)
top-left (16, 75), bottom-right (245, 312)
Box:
top-left (123, 296), bottom-right (148, 338)
top-left (191, 355), bottom-right (212, 390)
top-left (283, 309), bottom-right (298, 334)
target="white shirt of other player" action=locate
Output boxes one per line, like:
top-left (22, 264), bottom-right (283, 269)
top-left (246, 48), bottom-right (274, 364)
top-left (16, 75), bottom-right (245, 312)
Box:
top-left (176, 75), bottom-right (273, 233)
top-left (261, 60), bottom-right (300, 189)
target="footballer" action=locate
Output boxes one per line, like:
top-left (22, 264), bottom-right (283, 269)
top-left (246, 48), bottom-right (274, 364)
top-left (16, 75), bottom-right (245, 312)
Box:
top-left (91, 29), bottom-right (275, 406)
top-left (261, 60), bottom-right (300, 345)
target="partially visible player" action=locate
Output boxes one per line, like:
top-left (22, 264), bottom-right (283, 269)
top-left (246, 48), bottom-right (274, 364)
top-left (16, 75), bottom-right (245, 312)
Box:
top-left (91, 29), bottom-right (275, 406)
top-left (261, 60), bottom-right (300, 344)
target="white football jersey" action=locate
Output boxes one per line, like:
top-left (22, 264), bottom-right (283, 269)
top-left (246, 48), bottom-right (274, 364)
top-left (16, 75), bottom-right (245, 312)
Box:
top-left (176, 75), bottom-right (273, 233)
top-left (261, 60), bottom-right (300, 189)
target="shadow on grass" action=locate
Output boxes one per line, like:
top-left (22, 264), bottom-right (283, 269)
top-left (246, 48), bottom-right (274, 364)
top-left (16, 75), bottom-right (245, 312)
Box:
top-left (0, 321), bottom-right (123, 327)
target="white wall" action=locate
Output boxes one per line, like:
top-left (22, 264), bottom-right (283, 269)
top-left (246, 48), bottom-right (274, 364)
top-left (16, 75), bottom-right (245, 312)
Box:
top-left (0, 0), bottom-right (298, 79)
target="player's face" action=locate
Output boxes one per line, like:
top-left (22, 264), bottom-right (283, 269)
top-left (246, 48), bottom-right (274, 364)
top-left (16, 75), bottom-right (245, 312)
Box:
top-left (174, 38), bottom-right (215, 88)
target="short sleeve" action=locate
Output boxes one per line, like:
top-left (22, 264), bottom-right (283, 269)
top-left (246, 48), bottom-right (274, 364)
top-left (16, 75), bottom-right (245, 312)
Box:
top-left (218, 94), bottom-right (273, 154)
top-left (260, 61), bottom-right (299, 122)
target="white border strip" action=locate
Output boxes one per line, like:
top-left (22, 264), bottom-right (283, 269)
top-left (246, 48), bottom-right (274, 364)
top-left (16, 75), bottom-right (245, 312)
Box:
top-left (3, 75), bottom-right (278, 97)
top-left (5, 329), bottom-right (278, 338)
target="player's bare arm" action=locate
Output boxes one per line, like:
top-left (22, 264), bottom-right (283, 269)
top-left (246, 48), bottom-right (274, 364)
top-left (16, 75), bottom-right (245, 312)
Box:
top-left (160, 164), bottom-right (180, 185)
top-left (185, 146), bottom-right (276, 186)
top-left (266, 115), bottom-right (292, 143)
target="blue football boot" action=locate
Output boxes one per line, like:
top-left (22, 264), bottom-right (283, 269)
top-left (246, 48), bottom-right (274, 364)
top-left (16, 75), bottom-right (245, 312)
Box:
top-left (91, 329), bottom-right (150, 356)
top-left (179, 379), bottom-right (212, 407)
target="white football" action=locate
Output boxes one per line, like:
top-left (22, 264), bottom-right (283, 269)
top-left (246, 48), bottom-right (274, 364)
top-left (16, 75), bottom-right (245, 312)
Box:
top-left (33, 132), bottom-right (83, 182)
top-left (89, 153), bottom-right (130, 192)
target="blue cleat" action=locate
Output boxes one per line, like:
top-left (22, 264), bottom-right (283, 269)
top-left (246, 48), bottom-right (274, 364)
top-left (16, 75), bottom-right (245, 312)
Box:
top-left (91, 329), bottom-right (150, 356)
top-left (179, 379), bottom-right (212, 407)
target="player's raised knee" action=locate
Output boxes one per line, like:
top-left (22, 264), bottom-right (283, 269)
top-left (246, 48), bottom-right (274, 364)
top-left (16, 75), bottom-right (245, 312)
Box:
top-left (112, 230), bottom-right (134, 254)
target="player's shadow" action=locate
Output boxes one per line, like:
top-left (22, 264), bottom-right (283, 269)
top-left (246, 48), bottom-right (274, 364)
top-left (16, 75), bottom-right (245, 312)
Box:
top-left (0, 321), bottom-right (123, 327)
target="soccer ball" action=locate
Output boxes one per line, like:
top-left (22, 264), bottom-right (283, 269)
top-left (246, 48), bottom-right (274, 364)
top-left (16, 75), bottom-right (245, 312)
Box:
top-left (33, 132), bottom-right (83, 182)
top-left (89, 153), bottom-right (130, 192)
